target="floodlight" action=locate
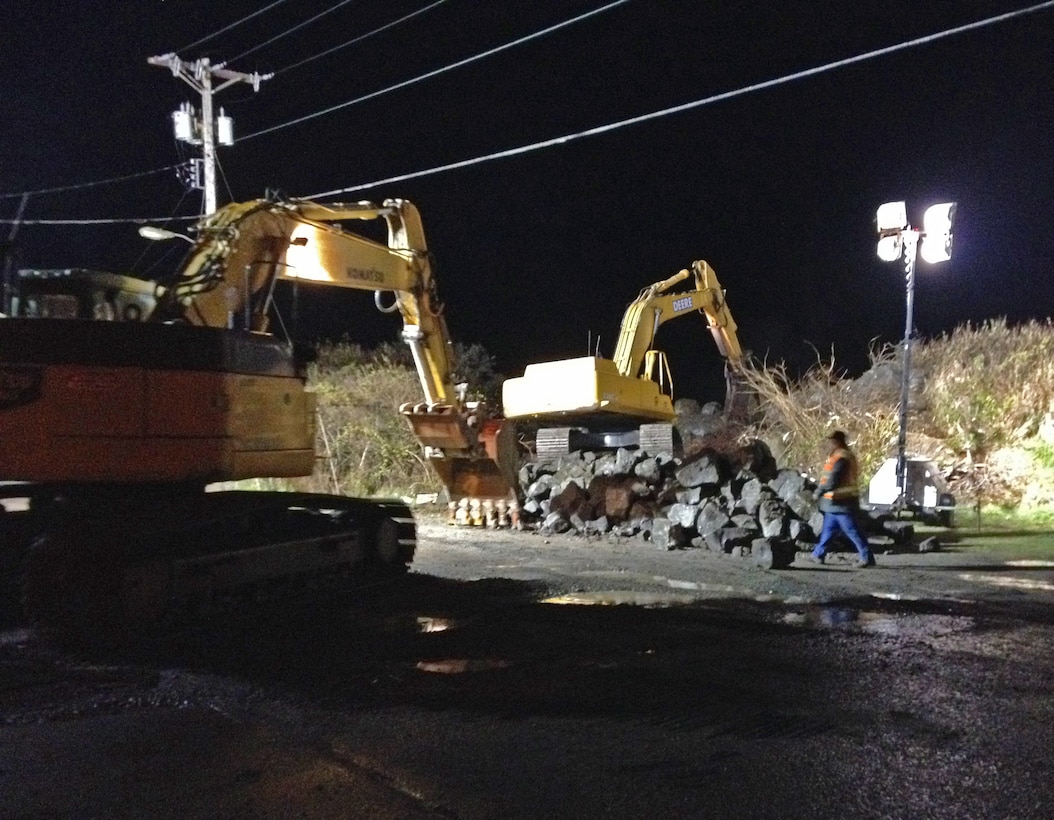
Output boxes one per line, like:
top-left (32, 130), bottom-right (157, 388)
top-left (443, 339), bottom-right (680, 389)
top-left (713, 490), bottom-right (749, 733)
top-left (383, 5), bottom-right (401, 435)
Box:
top-left (920, 233), bottom-right (952, 264)
top-left (923, 202), bottom-right (956, 235)
top-left (876, 201), bottom-right (908, 233)
top-left (877, 234), bottom-right (903, 262)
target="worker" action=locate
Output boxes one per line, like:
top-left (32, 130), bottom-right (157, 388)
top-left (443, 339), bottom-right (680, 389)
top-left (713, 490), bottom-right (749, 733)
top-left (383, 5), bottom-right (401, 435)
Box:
top-left (808, 430), bottom-right (876, 568)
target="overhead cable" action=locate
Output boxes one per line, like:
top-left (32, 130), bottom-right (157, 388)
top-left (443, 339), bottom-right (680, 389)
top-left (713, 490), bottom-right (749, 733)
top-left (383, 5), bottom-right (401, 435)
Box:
top-left (242, 0), bottom-right (630, 141)
top-left (276, 0), bottom-right (450, 75)
top-left (0, 165), bottom-right (184, 201)
top-left (0, 0), bottom-right (602, 202)
top-left (224, 0), bottom-right (359, 66)
top-left (9, 0), bottom-right (1051, 225)
top-left (177, 0), bottom-right (292, 55)
top-left (307, 0), bottom-right (1054, 198)
top-left (0, 215), bottom-right (199, 226)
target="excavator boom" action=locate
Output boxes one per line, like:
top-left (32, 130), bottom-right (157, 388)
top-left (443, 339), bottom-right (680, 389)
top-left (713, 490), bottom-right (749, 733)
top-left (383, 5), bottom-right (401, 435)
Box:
top-left (153, 197), bottom-right (517, 504)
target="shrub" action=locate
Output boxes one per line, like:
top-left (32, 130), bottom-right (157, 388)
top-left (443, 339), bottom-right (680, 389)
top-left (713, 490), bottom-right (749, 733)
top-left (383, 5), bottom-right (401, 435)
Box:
top-left (737, 319), bottom-right (1054, 508)
top-left (296, 342), bottom-right (436, 498)
top-left (294, 339), bottom-right (505, 499)
top-left (734, 350), bottom-right (900, 482)
top-left (914, 319), bottom-right (1054, 461)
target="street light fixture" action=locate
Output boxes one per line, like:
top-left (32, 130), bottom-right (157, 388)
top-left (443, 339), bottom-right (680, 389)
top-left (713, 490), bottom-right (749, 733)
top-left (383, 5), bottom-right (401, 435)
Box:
top-left (138, 225), bottom-right (195, 243)
top-left (875, 200), bottom-right (956, 511)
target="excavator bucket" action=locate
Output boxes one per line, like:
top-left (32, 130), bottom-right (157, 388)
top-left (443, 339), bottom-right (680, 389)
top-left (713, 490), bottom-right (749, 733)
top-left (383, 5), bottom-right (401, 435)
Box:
top-left (401, 403), bottom-right (476, 451)
top-left (401, 407), bottom-right (520, 504)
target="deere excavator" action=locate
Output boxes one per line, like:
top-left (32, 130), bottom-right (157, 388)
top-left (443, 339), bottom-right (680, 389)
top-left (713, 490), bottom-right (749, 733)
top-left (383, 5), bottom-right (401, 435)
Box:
top-left (502, 260), bottom-right (743, 459)
top-left (0, 195), bottom-right (517, 639)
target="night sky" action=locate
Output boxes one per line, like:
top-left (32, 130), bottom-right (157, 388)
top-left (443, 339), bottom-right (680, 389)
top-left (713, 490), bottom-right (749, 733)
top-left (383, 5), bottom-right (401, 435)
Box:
top-left (3, 1), bottom-right (1053, 402)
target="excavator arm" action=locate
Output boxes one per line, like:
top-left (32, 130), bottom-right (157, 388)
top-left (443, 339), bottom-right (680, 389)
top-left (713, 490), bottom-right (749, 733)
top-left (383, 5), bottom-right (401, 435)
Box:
top-left (155, 196), bottom-right (517, 504)
top-left (611, 259), bottom-right (742, 379)
top-left (157, 198), bottom-right (456, 406)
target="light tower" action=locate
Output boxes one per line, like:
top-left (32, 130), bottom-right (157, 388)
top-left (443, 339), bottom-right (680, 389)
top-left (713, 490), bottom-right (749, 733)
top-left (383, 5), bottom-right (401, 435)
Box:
top-left (148, 54), bottom-right (271, 214)
top-left (875, 200), bottom-right (956, 510)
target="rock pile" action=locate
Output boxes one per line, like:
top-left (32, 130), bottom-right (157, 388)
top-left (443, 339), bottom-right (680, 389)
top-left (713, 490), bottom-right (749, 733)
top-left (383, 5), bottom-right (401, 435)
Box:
top-left (517, 440), bottom-right (917, 568)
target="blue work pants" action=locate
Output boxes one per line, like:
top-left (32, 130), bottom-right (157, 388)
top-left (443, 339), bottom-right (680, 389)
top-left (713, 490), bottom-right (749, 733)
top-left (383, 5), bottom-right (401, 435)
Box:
top-left (813, 510), bottom-right (872, 561)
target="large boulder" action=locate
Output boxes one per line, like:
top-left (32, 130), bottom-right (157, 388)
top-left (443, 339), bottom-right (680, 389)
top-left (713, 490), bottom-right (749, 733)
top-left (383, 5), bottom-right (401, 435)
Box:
top-left (586, 475), bottom-right (637, 521)
top-left (718, 526), bottom-right (757, 553)
top-left (649, 519), bottom-right (690, 550)
top-left (757, 495), bottom-right (789, 538)
top-left (738, 478), bottom-right (765, 516)
top-left (752, 537), bottom-right (797, 569)
top-left (675, 450), bottom-right (728, 488)
top-left (550, 481), bottom-right (591, 520)
top-left (664, 502), bottom-right (700, 530)
top-left (734, 439), bottom-right (779, 482)
top-left (695, 499), bottom-right (732, 536)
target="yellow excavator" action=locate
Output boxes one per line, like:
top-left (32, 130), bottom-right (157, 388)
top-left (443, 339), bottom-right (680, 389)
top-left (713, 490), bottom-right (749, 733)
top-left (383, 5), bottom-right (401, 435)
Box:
top-left (0, 195), bottom-right (516, 637)
top-left (502, 260), bottom-right (743, 458)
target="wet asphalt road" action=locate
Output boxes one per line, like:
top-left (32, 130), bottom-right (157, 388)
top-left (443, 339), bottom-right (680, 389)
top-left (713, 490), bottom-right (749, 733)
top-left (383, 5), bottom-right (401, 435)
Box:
top-left (2, 517), bottom-right (1054, 818)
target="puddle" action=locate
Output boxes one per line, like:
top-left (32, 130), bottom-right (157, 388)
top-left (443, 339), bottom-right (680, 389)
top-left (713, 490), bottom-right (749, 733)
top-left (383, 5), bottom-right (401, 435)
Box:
top-left (781, 607), bottom-right (975, 638)
top-left (871, 592), bottom-right (977, 605)
top-left (416, 658), bottom-right (512, 674)
top-left (379, 615), bottom-right (462, 634)
top-left (542, 590), bottom-right (702, 607)
top-left (664, 579), bottom-right (741, 594)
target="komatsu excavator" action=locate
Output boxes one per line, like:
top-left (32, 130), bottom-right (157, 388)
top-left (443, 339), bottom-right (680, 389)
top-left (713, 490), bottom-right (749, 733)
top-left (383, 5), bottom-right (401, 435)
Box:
top-left (0, 195), bottom-right (516, 639)
top-left (502, 260), bottom-right (743, 458)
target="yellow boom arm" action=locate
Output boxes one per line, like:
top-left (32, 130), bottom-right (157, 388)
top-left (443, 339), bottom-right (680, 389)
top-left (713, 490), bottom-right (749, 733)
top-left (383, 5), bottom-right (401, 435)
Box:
top-left (158, 196), bottom-right (517, 502)
top-left (611, 259), bottom-right (742, 379)
top-left (161, 197), bottom-right (456, 407)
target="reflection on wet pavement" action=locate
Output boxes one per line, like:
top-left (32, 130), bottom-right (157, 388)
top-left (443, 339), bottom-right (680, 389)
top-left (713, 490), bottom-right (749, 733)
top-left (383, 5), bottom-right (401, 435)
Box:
top-left (542, 590), bottom-right (704, 607)
top-left (781, 606), bottom-right (976, 638)
top-left (415, 659), bottom-right (512, 674)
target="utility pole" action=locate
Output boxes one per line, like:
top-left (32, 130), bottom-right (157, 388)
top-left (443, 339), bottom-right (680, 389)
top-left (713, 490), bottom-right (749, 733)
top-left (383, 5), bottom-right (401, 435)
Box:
top-left (148, 54), bottom-right (271, 214)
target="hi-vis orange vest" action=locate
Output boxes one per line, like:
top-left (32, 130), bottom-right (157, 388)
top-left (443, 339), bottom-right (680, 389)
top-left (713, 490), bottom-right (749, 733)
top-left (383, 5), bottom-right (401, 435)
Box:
top-left (822, 447), bottom-right (859, 500)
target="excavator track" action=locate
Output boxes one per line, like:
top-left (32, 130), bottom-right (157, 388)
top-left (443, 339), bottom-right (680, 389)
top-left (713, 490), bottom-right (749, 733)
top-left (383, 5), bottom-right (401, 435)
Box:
top-left (11, 486), bottom-right (415, 645)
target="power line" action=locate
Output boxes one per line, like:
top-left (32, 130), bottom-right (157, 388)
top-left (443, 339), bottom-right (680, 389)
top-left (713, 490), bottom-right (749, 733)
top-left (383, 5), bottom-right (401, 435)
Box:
top-left (276, 0), bottom-right (450, 75)
top-left (224, 0), bottom-right (359, 66)
top-left (242, 0), bottom-right (630, 141)
top-left (307, 0), bottom-right (1054, 199)
top-left (8, 0), bottom-right (1050, 225)
top-left (0, 0), bottom-right (613, 205)
top-left (0, 165), bottom-right (185, 201)
top-left (177, 0), bottom-right (292, 55)
top-left (0, 215), bottom-right (199, 226)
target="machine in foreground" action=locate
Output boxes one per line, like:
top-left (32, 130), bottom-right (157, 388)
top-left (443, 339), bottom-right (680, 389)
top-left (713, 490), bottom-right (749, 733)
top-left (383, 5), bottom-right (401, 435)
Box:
top-left (0, 196), bottom-right (516, 638)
